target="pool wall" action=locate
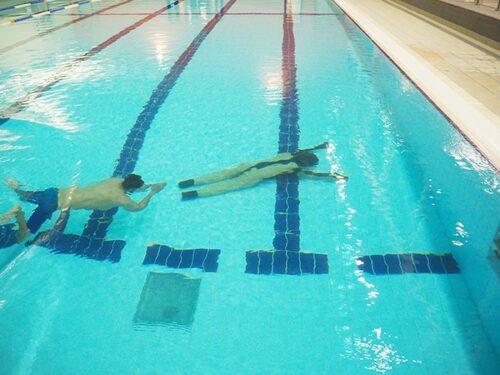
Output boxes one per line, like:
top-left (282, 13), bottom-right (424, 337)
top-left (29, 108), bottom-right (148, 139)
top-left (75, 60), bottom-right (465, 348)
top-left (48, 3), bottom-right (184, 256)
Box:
top-left (363, 29), bottom-right (500, 359)
top-left (333, 0), bottom-right (500, 356)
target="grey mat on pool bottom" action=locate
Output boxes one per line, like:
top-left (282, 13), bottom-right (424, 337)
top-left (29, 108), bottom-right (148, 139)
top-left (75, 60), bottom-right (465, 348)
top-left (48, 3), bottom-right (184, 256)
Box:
top-left (134, 272), bottom-right (201, 327)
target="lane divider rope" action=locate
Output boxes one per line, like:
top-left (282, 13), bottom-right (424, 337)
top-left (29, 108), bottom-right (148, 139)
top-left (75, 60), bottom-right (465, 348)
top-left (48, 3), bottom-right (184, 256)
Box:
top-left (1, 0), bottom-right (102, 26)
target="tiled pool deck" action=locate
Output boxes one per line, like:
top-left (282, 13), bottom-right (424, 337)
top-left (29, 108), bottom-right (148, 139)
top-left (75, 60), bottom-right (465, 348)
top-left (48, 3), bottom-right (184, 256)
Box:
top-left (336, 0), bottom-right (500, 170)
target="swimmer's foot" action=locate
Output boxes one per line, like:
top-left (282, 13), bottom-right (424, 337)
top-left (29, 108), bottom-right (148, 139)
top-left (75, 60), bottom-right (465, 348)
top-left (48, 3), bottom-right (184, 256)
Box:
top-left (178, 179), bottom-right (194, 188)
top-left (334, 172), bottom-right (349, 180)
top-left (1, 204), bottom-right (20, 224)
top-left (4, 178), bottom-right (21, 190)
top-left (182, 190), bottom-right (198, 200)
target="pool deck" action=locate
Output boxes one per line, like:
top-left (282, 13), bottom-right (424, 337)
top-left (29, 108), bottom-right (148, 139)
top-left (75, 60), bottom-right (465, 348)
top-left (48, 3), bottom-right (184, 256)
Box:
top-left (335, 0), bottom-right (500, 170)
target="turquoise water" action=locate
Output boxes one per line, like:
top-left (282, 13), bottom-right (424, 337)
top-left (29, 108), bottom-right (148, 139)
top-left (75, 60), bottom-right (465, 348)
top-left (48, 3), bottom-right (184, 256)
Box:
top-left (0, 0), bottom-right (499, 374)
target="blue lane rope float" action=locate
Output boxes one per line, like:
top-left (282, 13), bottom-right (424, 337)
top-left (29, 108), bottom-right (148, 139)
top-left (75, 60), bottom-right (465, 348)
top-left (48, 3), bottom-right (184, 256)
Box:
top-left (0, 0), bottom-right (101, 26)
top-left (0, 0), bottom-right (45, 13)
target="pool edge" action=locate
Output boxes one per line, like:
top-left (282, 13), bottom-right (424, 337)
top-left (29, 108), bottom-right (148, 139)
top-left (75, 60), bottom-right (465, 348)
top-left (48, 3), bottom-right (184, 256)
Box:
top-left (333, 0), bottom-right (500, 172)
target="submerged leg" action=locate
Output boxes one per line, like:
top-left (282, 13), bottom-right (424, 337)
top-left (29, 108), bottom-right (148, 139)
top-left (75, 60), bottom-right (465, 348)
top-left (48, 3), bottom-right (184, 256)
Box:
top-left (5, 178), bottom-right (34, 201)
top-left (14, 207), bottom-right (29, 242)
top-left (182, 168), bottom-right (263, 199)
top-left (178, 161), bottom-right (257, 188)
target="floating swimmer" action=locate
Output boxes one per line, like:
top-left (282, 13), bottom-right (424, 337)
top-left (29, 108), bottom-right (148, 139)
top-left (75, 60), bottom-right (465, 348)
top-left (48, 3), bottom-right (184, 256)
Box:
top-left (178, 142), bottom-right (347, 200)
top-left (5, 174), bottom-right (166, 233)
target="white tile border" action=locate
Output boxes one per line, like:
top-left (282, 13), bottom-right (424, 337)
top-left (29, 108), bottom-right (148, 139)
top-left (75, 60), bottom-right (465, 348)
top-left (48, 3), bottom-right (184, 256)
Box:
top-left (334, 0), bottom-right (500, 170)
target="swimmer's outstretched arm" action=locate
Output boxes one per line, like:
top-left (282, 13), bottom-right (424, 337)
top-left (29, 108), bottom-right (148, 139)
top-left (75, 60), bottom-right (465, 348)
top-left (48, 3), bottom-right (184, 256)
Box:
top-left (299, 170), bottom-right (348, 180)
top-left (122, 182), bottom-right (166, 211)
top-left (299, 142), bottom-right (329, 152)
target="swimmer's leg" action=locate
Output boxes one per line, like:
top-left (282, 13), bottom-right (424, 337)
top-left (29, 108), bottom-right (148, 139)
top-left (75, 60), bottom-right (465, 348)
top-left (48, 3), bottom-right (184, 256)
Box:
top-left (14, 207), bottom-right (29, 242)
top-left (5, 178), bottom-right (35, 201)
top-left (178, 162), bottom-right (256, 188)
top-left (182, 168), bottom-right (262, 199)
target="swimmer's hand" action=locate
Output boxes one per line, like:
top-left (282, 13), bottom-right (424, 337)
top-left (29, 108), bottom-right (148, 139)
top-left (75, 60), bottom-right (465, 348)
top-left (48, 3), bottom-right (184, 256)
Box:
top-left (151, 182), bottom-right (167, 193)
top-left (333, 172), bottom-right (348, 180)
top-left (300, 171), bottom-right (348, 180)
top-left (4, 178), bottom-right (22, 190)
top-left (313, 141), bottom-right (329, 150)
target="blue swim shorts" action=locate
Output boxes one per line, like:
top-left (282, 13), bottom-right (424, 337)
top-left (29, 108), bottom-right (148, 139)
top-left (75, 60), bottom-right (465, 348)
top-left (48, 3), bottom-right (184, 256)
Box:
top-left (26, 188), bottom-right (59, 233)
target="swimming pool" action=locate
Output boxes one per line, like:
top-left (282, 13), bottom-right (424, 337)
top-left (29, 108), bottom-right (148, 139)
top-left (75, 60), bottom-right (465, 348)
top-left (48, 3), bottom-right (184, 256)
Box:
top-left (0, 0), bottom-right (499, 373)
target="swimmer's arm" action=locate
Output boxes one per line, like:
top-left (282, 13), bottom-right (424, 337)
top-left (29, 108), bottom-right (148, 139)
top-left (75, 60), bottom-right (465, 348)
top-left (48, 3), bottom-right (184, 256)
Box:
top-left (122, 182), bottom-right (166, 212)
top-left (300, 142), bottom-right (329, 152)
top-left (299, 171), bottom-right (348, 180)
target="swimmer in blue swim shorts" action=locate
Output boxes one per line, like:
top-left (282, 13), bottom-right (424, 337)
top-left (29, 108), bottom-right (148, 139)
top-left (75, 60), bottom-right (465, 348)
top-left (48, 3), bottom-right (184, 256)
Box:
top-left (5, 174), bottom-right (166, 233)
top-left (178, 142), bottom-right (348, 200)
top-left (0, 205), bottom-right (29, 248)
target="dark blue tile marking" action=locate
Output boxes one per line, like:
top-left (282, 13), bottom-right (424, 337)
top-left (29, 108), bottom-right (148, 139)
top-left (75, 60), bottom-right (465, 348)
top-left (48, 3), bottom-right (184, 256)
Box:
top-left (28, 211), bottom-right (124, 263)
top-left (0, 224), bottom-right (17, 249)
top-left (399, 253), bottom-right (416, 273)
top-left (245, 250), bottom-right (328, 275)
top-left (300, 252), bottom-right (315, 273)
top-left (385, 254), bottom-right (403, 274)
top-left (32, 0), bottom-right (238, 262)
top-left (413, 253), bottom-right (430, 273)
top-left (371, 255), bottom-right (387, 275)
top-left (286, 250), bottom-right (300, 275)
top-left (314, 253), bottom-right (329, 273)
top-left (427, 254), bottom-right (445, 273)
top-left (245, 0), bottom-right (328, 275)
top-left (357, 253), bottom-right (460, 275)
top-left (357, 254), bottom-right (373, 273)
top-left (274, 0), bottom-right (300, 251)
top-left (143, 244), bottom-right (220, 272)
top-left (441, 253), bottom-right (460, 273)
top-left (273, 250), bottom-right (287, 274)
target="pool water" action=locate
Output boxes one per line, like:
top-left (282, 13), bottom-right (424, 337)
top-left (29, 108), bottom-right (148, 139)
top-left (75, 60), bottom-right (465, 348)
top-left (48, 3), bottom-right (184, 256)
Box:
top-left (0, 0), bottom-right (499, 374)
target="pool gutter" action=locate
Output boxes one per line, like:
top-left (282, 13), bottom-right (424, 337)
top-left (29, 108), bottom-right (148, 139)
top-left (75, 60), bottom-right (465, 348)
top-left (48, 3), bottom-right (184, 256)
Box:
top-left (334, 0), bottom-right (500, 171)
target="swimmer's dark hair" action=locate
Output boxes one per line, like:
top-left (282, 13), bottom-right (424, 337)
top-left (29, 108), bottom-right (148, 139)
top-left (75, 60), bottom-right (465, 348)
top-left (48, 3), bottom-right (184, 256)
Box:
top-left (292, 151), bottom-right (319, 167)
top-left (122, 173), bottom-right (144, 191)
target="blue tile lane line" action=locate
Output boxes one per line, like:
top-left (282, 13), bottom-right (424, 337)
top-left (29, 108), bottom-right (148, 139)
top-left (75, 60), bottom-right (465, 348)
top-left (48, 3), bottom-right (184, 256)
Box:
top-left (0, 224), bottom-right (17, 249)
top-left (27, 210), bottom-right (123, 262)
top-left (245, 0), bottom-right (329, 275)
top-left (0, 0), bottom-right (179, 125)
top-left (246, 250), bottom-right (328, 275)
top-left (30, 0), bottom-right (238, 263)
top-left (357, 253), bottom-right (460, 275)
top-left (143, 244), bottom-right (221, 272)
